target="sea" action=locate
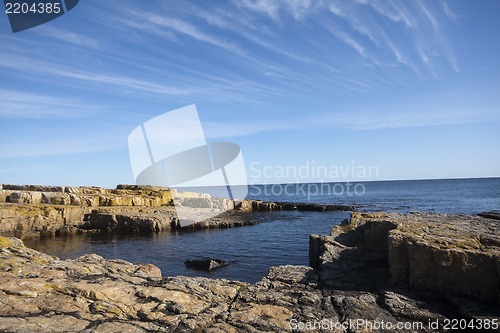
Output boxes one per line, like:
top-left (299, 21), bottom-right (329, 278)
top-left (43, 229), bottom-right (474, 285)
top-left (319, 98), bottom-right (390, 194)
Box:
top-left (25, 178), bottom-right (500, 283)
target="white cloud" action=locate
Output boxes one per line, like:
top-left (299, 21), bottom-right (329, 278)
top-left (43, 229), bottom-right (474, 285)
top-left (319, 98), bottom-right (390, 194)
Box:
top-left (286, 0), bottom-right (313, 20)
top-left (0, 138), bottom-right (124, 158)
top-left (442, 0), bottom-right (459, 20)
top-left (0, 165), bottom-right (58, 173)
top-left (363, 0), bottom-right (414, 28)
top-left (333, 31), bottom-right (367, 58)
top-left (203, 120), bottom-right (296, 139)
top-left (328, 3), bottom-right (346, 18)
top-left (201, 104), bottom-right (500, 138)
top-left (324, 0), bottom-right (458, 75)
top-left (143, 15), bottom-right (243, 54)
top-left (238, 0), bottom-right (281, 21)
top-left (35, 27), bottom-right (100, 49)
top-left (237, 0), bottom-right (314, 21)
top-left (0, 90), bottom-right (102, 118)
top-left (0, 0), bottom-right (463, 107)
top-left (319, 105), bottom-right (500, 130)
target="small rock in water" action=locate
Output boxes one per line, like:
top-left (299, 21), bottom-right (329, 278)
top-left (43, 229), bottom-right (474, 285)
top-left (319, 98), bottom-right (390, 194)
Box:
top-left (184, 258), bottom-right (229, 271)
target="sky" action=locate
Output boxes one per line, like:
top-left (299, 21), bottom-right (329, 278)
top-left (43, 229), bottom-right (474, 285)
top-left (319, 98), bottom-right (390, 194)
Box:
top-left (1, 0), bottom-right (499, 187)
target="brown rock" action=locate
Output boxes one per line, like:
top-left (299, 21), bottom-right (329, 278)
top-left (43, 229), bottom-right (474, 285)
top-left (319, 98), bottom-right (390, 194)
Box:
top-left (311, 212), bottom-right (500, 303)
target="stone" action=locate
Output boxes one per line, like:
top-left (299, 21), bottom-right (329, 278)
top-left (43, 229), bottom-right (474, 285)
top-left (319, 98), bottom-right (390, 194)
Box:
top-left (311, 211), bottom-right (500, 303)
top-left (1, 184), bottom-right (354, 240)
top-left (0, 204), bottom-right (87, 239)
top-left (479, 211), bottom-right (500, 221)
top-left (179, 196), bottom-right (213, 208)
top-left (184, 258), bottom-right (229, 271)
top-left (41, 192), bottom-right (71, 205)
top-left (8, 191), bottom-right (43, 204)
top-left (2, 206), bottom-right (500, 333)
top-left (2, 184), bottom-right (500, 331)
top-left (382, 291), bottom-right (447, 322)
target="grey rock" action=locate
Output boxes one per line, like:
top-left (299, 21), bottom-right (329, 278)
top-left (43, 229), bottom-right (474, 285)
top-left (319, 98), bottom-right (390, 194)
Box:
top-left (478, 210), bottom-right (500, 221)
top-left (184, 258), bottom-right (229, 271)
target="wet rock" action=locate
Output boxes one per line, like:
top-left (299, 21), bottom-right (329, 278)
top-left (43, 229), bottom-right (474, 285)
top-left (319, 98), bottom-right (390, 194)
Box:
top-left (478, 210), bottom-right (500, 221)
top-left (184, 258), bottom-right (229, 271)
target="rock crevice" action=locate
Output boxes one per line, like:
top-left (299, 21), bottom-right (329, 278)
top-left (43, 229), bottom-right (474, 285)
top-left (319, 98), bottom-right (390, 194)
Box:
top-left (1, 210), bottom-right (500, 332)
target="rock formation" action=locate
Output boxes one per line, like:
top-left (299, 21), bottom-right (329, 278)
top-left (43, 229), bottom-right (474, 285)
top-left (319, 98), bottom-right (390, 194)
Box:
top-left (1, 211), bottom-right (499, 332)
top-left (0, 184), bottom-right (353, 239)
top-left (310, 211), bottom-right (500, 305)
top-left (184, 258), bottom-right (230, 271)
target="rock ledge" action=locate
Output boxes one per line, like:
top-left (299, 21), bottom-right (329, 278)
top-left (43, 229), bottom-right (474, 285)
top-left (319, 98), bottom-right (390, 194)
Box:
top-left (1, 211), bottom-right (500, 332)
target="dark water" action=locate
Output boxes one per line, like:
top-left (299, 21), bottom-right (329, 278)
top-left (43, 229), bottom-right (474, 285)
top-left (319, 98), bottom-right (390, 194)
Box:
top-left (25, 178), bottom-right (499, 282)
top-left (26, 211), bottom-right (348, 283)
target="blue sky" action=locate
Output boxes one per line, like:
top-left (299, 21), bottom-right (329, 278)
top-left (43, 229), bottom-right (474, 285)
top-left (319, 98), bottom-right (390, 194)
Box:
top-left (1, 0), bottom-right (499, 187)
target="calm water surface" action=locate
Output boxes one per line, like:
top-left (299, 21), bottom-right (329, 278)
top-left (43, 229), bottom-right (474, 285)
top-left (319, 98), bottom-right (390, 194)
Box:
top-left (245, 178), bottom-right (500, 214)
top-left (26, 211), bottom-right (348, 283)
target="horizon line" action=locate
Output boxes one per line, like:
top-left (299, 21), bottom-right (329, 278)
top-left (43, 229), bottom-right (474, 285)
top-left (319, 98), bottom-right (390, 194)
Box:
top-left (1, 176), bottom-right (499, 190)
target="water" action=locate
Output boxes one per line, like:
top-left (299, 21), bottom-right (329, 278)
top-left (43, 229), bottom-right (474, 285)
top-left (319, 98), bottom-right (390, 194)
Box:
top-left (245, 177), bottom-right (500, 215)
top-left (25, 211), bottom-right (348, 283)
top-left (179, 178), bottom-right (500, 215)
top-left (25, 178), bottom-right (500, 282)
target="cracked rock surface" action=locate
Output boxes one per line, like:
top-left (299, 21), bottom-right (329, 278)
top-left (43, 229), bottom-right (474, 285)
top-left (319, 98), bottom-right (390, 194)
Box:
top-left (1, 211), bottom-right (500, 332)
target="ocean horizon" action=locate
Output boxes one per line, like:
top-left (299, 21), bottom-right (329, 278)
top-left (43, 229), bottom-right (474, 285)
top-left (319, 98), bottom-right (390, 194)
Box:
top-left (179, 177), bottom-right (500, 215)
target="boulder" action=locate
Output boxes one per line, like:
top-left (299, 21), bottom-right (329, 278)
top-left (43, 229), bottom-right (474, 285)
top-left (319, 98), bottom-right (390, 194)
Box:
top-left (179, 196), bottom-right (213, 208)
top-left (387, 214), bottom-right (500, 301)
top-left (1, 213), bottom-right (500, 333)
top-left (8, 191), bottom-right (43, 204)
top-left (83, 208), bottom-right (175, 233)
top-left (311, 212), bottom-right (500, 303)
top-left (41, 192), bottom-right (72, 205)
top-left (479, 211), bottom-right (500, 221)
top-left (184, 258), bottom-right (229, 271)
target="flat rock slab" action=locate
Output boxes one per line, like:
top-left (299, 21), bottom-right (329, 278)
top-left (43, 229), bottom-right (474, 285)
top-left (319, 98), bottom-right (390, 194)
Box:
top-left (313, 211), bottom-right (500, 302)
top-left (2, 210), bottom-right (500, 332)
top-left (2, 234), bottom-right (487, 333)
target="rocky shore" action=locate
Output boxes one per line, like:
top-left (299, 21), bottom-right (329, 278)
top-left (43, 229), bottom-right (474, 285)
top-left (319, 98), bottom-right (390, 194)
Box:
top-left (1, 205), bottom-right (499, 332)
top-left (0, 184), bottom-right (353, 239)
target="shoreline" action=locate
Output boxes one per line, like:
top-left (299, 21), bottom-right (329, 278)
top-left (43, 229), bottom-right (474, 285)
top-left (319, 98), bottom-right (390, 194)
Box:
top-left (0, 184), bottom-right (354, 239)
top-left (1, 184), bottom-right (499, 332)
top-left (0, 211), bottom-right (499, 332)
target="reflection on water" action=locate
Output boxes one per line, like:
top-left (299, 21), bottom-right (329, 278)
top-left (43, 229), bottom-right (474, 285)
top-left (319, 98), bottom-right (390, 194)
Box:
top-left (25, 211), bottom-right (348, 283)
